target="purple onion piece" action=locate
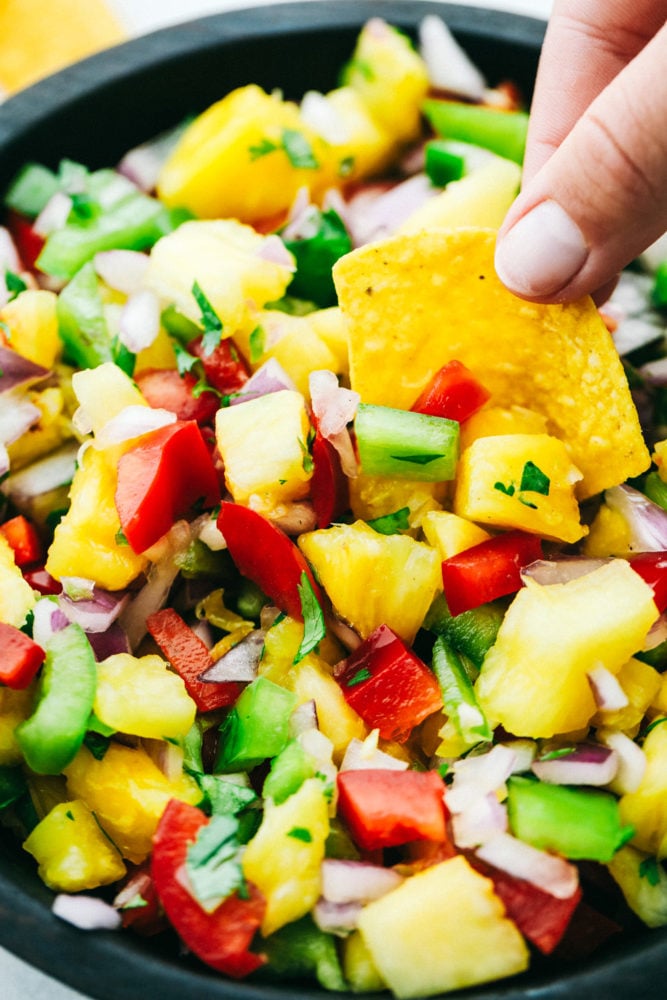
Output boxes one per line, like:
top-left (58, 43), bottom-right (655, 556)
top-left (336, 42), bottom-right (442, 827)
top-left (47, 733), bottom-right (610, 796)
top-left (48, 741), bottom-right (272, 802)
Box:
top-left (58, 587), bottom-right (129, 633)
top-left (86, 622), bottom-right (132, 661)
top-left (321, 859), bottom-right (403, 905)
top-left (229, 358), bottom-right (296, 406)
top-left (312, 899), bottom-right (361, 937)
top-left (0, 346), bottom-right (50, 394)
top-left (199, 629), bottom-right (265, 683)
top-left (531, 743), bottom-right (619, 786)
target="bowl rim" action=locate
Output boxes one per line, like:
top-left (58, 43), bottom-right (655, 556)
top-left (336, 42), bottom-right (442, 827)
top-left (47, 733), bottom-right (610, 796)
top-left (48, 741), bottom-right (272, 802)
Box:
top-left (0, 4), bottom-right (664, 1000)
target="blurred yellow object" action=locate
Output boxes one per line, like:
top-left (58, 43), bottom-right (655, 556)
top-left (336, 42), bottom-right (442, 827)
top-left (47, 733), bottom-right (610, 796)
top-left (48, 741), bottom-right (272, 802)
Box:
top-left (0, 0), bottom-right (125, 94)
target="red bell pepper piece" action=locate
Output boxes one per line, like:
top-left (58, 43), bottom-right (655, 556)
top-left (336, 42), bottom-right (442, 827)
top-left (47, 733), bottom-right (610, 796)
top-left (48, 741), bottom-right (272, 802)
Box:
top-left (6, 210), bottom-right (45, 271)
top-left (114, 862), bottom-right (167, 937)
top-left (134, 369), bottom-right (219, 426)
top-left (337, 769), bottom-right (448, 851)
top-left (115, 419), bottom-right (220, 553)
top-left (333, 623), bottom-right (442, 742)
top-left (310, 429), bottom-right (349, 529)
top-left (411, 360), bottom-right (491, 423)
top-left (470, 856), bottom-right (581, 954)
top-left (0, 621), bottom-right (45, 689)
top-left (146, 607), bottom-right (241, 712)
top-left (0, 514), bottom-right (42, 567)
top-left (22, 565), bottom-right (61, 596)
top-left (187, 334), bottom-right (250, 395)
top-left (217, 502), bottom-right (322, 621)
top-left (629, 552), bottom-right (667, 613)
top-left (152, 799), bottom-right (266, 978)
top-left (441, 530), bottom-right (543, 616)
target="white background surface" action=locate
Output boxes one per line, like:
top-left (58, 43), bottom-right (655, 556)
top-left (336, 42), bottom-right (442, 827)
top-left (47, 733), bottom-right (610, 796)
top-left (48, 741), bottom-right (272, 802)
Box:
top-left (2, 1), bottom-right (552, 997)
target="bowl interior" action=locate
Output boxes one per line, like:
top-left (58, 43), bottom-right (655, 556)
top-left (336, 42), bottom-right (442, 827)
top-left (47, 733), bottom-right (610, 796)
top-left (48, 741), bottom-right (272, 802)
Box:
top-left (0, 4), bottom-right (664, 1000)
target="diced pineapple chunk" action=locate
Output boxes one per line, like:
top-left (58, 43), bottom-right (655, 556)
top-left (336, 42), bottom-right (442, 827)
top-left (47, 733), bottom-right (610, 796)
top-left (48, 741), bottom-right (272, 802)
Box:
top-left (398, 157), bottom-right (521, 234)
top-left (454, 434), bottom-right (586, 544)
top-left (459, 404), bottom-right (548, 453)
top-left (157, 85), bottom-right (328, 222)
top-left (349, 473), bottom-right (445, 531)
top-left (592, 657), bottom-right (662, 737)
top-left (608, 844), bottom-right (667, 927)
top-left (289, 656), bottom-right (367, 762)
top-left (357, 855), bottom-right (529, 998)
top-left (259, 614), bottom-right (343, 681)
top-left (342, 931), bottom-right (387, 992)
top-left (307, 307), bottom-right (350, 377)
top-left (215, 389), bottom-right (312, 512)
top-left (242, 776), bottom-right (329, 935)
top-left (64, 743), bottom-right (201, 864)
top-left (583, 503), bottom-right (632, 557)
top-left (72, 361), bottom-right (148, 437)
top-left (475, 560), bottom-right (658, 739)
top-left (0, 686), bottom-right (35, 765)
top-left (302, 85), bottom-right (396, 183)
top-left (422, 510), bottom-right (491, 559)
top-left (619, 722), bottom-right (667, 858)
top-left (23, 799), bottom-right (126, 892)
top-left (653, 439), bottom-right (667, 483)
top-left (248, 311), bottom-right (340, 398)
top-left (0, 289), bottom-right (60, 367)
top-left (652, 674), bottom-right (667, 715)
top-left (298, 520), bottom-right (441, 643)
top-left (0, 534), bottom-right (36, 627)
top-left (94, 653), bottom-right (196, 739)
top-left (7, 386), bottom-right (72, 471)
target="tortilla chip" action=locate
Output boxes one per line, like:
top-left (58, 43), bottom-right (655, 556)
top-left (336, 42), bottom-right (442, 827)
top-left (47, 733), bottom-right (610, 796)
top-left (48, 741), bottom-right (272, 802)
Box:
top-left (333, 228), bottom-right (649, 499)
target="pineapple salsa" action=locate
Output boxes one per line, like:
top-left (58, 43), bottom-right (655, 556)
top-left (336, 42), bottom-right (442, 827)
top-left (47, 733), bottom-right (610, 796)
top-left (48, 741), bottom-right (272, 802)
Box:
top-left (1, 14), bottom-right (667, 999)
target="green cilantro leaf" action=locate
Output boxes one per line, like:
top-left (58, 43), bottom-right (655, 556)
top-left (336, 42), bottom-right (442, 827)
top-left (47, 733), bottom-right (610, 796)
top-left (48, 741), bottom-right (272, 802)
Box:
top-left (5, 270), bottom-right (27, 300)
top-left (249, 137), bottom-right (280, 160)
top-left (392, 453), bottom-right (443, 466)
top-left (538, 746), bottom-right (575, 761)
top-left (520, 460), bottom-right (550, 496)
top-left (249, 325), bottom-right (266, 364)
top-left (185, 814), bottom-right (246, 908)
top-left (298, 436), bottom-right (314, 475)
top-left (518, 496), bottom-right (538, 510)
top-left (198, 774), bottom-right (258, 817)
top-left (172, 340), bottom-right (200, 376)
top-left (281, 129), bottom-right (320, 170)
top-left (294, 571), bottom-right (326, 663)
top-left (638, 856), bottom-right (661, 887)
top-left (68, 191), bottom-right (98, 222)
top-left (643, 716), bottom-right (667, 739)
top-left (494, 481), bottom-right (515, 497)
top-left (367, 507), bottom-right (411, 535)
top-left (192, 281), bottom-right (224, 354)
top-left (347, 667), bottom-right (372, 688)
top-left (83, 731), bottom-right (111, 761)
top-left (120, 894), bottom-right (149, 911)
top-left (114, 528), bottom-right (129, 546)
top-left (287, 827), bottom-right (313, 842)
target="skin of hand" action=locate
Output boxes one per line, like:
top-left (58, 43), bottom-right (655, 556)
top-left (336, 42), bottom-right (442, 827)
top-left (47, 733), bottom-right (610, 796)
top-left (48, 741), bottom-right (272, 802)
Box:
top-left (494, 0), bottom-right (667, 304)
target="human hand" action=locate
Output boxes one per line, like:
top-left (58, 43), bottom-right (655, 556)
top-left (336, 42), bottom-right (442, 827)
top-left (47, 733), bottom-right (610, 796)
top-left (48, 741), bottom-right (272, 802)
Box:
top-left (494, 0), bottom-right (667, 305)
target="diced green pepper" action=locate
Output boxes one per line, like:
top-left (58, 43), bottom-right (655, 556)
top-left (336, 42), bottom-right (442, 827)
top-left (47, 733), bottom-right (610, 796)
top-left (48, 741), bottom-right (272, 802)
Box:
top-left (423, 99), bottom-right (529, 165)
top-left (443, 601), bottom-right (505, 669)
top-left (643, 471), bottom-right (667, 511)
top-left (431, 636), bottom-right (492, 746)
top-left (507, 775), bottom-right (635, 862)
top-left (263, 740), bottom-right (316, 804)
top-left (56, 260), bottom-right (112, 368)
top-left (263, 915), bottom-right (347, 991)
top-left (282, 207), bottom-right (352, 308)
top-left (16, 624), bottom-right (97, 776)
top-left (354, 403), bottom-right (459, 482)
top-left (424, 140), bottom-right (465, 187)
top-left (4, 162), bottom-right (60, 218)
top-left (653, 261), bottom-right (667, 310)
top-left (214, 676), bottom-right (297, 773)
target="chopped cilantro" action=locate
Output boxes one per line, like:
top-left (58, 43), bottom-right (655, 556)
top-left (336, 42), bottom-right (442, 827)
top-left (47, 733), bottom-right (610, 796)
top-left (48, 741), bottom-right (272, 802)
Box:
top-left (249, 137), bottom-right (280, 160)
top-left (249, 324), bottom-right (266, 364)
top-left (392, 453), bottom-right (443, 465)
top-left (281, 129), bottom-right (320, 170)
top-left (438, 762), bottom-right (450, 779)
top-left (538, 746), bottom-right (575, 761)
top-left (68, 191), bottom-right (97, 222)
top-left (643, 716), bottom-right (667, 738)
top-left (185, 813), bottom-right (246, 908)
top-left (83, 731), bottom-right (111, 760)
top-left (288, 827), bottom-right (313, 842)
top-left (494, 480), bottom-right (515, 497)
top-left (348, 57), bottom-right (375, 81)
top-left (367, 507), bottom-right (410, 535)
top-left (120, 894), bottom-right (149, 911)
top-left (338, 156), bottom-right (355, 178)
top-left (518, 496), bottom-right (538, 510)
top-left (347, 667), bottom-right (372, 687)
top-left (114, 528), bottom-right (129, 547)
top-left (5, 270), bottom-right (27, 300)
top-left (172, 340), bottom-right (200, 376)
top-left (298, 436), bottom-right (314, 475)
top-left (520, 460), bottom-right (550, 496)
top-left (192, 281), bottom-right (224, 354)
top-left (639, 856), bottom-right (661, 886)
top-left (65, 809), bottom-right (75, 821)
top-left (294, 571), bottom-right (326, 663)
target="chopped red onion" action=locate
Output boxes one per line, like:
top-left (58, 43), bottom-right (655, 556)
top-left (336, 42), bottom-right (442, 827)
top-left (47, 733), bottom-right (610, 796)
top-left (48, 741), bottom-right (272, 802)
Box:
top-left (31, 597), bottom-right (68, 648)
top-left (118, 289), bottom-right (161, 353)
top-left (113, 868), bottom-right (153, 910)
top-left (289, 699), bottom-right (319, 737)
top-left (446, 744), bottom-right (517, 813)
top-left (451, 792), bottom-right (508, 849)
top-left (94, 405), bottom-right (175, 448)
top-left (230, 358), bottom-right (296, 405)
top-left (521, 557), bottom-right (610, 587)
top-left (605, 485), bottom-right (667, 552)
top-left (59, 586), bottom-right (129, 633)
top-left (321, 859), bottom-right (403, 905)
top-left (476, 832), bottom-right (579, 900)
top-left (191, 618), bottom-right (214, 649)
top-left (260, 605), bottom-right (282, 631)
top-left (598, 728), bottom-right (647, 795)
top-left (60, 576), bottom-right (96, 600)
top-left (501, 739), bottom-right (537, 774)
top-left (142, 737), bottom-right (185, 781)
top-left (94, 250), bottom-right (150, 295)
top-left (339, 735), bottom-right (409, 772)
top-left (199, 629), bottom-right (265, 683)
top-left (0, 345), bottom-right (50, 395)
top-left (301, 91), bottom-right (351, 145)
top-left (97, 173), bottom-right (139, 209)
top-left (269, 502), bottom-right (317, 536)
top-left (587, 665), bottom-right (629, 711)
top-left (419, 15), bottom-right (487, 100)
top-left (86, 622), bottom-right (131, 661)
top-left (255, 234), bottom-right (295, 270)
top-left (531, 743), bottom-right (619, 786)
top-left (2, 442), bottom-right (78, 505)
top-left (310, 370), bottom-right (360, 437)
top-left (52, 893), bottom-right (122, 931)
top-left (33, 191), bottom-right (73, 237)
top-left (117, 124), bottom-right (187, 193)
top-left (0, 226), bottom-right (21, 271)
top-left (0, 392), bottom-right (41, 446)
top-left (313, 898), bottom-right (361, 936)
top-left (345, 174), bottom-right (437, 248)
top-left (614, 317), bottom-right (664, 358)
top-left (639, 357), bottom-right (667, 387)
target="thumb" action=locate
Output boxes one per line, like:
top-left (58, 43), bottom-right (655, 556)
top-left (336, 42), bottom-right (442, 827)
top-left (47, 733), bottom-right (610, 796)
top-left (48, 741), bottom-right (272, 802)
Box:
top-left (495, 22), bottom-right (667, 304)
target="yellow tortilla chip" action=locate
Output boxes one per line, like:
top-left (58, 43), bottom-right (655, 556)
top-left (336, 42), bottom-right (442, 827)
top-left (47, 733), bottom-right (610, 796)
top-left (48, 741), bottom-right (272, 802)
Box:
top-left (333, 228), bottom-right (649, 499)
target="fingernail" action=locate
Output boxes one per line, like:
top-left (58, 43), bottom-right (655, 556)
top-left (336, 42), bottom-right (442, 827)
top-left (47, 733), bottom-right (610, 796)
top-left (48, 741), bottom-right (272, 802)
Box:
top-left (494, 200), bottom-right (588, 297)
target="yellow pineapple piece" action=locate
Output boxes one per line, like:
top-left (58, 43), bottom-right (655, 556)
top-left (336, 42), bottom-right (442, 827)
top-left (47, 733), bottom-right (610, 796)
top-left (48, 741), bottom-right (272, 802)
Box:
top-left (652, 674), bottom-right (667, 715)
top-left (215, 390), bottom-right (312, 513)
top-left (619, 722), bottom-right (667, 858)
top-left (0, 534), bottom-right (35, 627)
top-left (455, 433), bottom-right (586, 543)
top-left (303, 85), bottom-right (396, 184)
top-left (242, 777), bottom-right (329, 935)
top-left (7, 386), bottom-right (72, 471)
top-left (608, 844), bottom-right (667, 927)
top-left (72, 361), bottom-right (148, 437)
top-left (349, 473), bottom-right (445, 531)
top-left (357, 855), bottom-right (529, 998)
top-left (583, 503), bottom-right (633, 557)
top-left (23, 800), bottom-right (125, 893)
top-left (64, 743), bottom-right (201, 864)
top-left (422, 510), bottom-right (491, 559)
top-left (289, 656), bottom-right (367, 762)
top-left (460, 404), bottom-right (548, 453)
top-left (653, 439), bottom-right (667, 483)
top-left (298, 519), bottom-right (440, 643)
top-left (592, 658), bottom-right (662, 737)
top-left (475, 560), bottom-right (658, 739)
top-left (259, 615), bottom-right (343, 683)
top-left (0, 290), bottom-right (60, 367)
top-left (307, 307), bottom-right (350, 377)
top-left (134, 325), bottom-right (177, 374)
top-left (0, 686), bottom-right (35, 765)
top-left (94, 653), bottom-right (196, 740)
top-left (248, 310), bottom-right (340, 398)
top-left (342, 931), bottom-right (387, 992)
top-left (398, 157), bottom-right (521, 234)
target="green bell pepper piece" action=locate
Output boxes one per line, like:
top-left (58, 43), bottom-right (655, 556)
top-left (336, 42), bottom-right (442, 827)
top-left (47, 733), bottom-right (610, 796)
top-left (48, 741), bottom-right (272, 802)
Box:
top-left (282, 206), bottom-right (352, 308)
top-left (423, 99), bottom-right (529, 165)
top-left (4, 162), bottom-right (60, 218)
top-left (443, 601), bottom-right (505, 669)
top-left (16, 624), bottom-right (97, 776)
top-left (653, 261), bottom-right (667, 310)
top-left (354, 403), bottom-right (459, 482)
top-left (56, 260), bottom-right (112, 368)
top-left (424, 140), bottom-right (466, 187)
top-left (507, 775), bottom-right (635, 862)
top-left (214, 676), bottom-right (297, 773)
top-left (263, 915), bottom-right (347, 991)
top-left (263, 739), bottom-right (316, 804)
top-left (431, 636), bottom-right (492, 746)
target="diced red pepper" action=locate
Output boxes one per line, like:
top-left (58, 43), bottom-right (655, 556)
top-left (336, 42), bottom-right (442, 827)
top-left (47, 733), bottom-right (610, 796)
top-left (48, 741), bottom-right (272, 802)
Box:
top-left (187, 334), bottom-right (250, 395)
top-left (0, 621), bottom-right (45, 689)
top-left (442, 530), bottom-right (543, 616)
top-left (629, 552), bottom-right (667, 613)
top-left (217, 502), bottom-right (322, 621)
top-left (333, 623), bottom-right (442, 742)
top-left (470, 856), bottom-right (582, 954)
top-left (310, 429), bottom-right (349, 529)
top-left (134, 368), bottom-right (219, 426)
top-left (22, 565), bottom-right (61, 596)
top-left (115, 420), bottom-right (220, 553)
top-left (411, 360), bottom-right (491, 423)
top-left (336, 769), bottom-right (448, 851)
top-left (6, 210), bottom-right (45, 271)
top-left (146, 607), bottom-right (241, 712)
top-left (152, 799), bottom-right (266, 978)
top-left (0, 514), bottom-right (42, 567)
top-left (114, 862), bottom-right (167, 937)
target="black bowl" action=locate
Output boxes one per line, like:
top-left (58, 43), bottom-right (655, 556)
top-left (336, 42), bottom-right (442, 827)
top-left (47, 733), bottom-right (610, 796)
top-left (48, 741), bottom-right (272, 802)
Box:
top-left (0, 3), bottom-right (664, 999)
